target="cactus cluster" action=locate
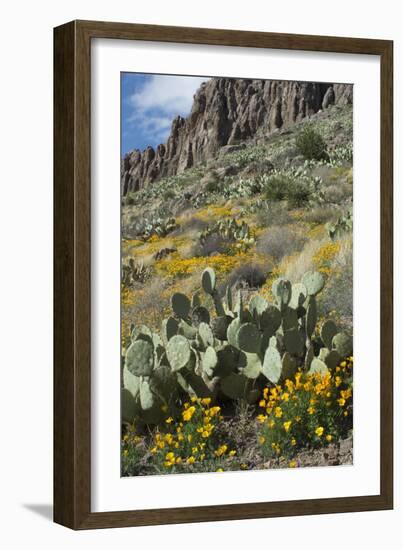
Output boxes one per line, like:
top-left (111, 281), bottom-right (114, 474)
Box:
top-left (130, 215), bottom-right (179, 241)
top-left (326, 209), bottom-right (353, 241)
top-left (221, 176), bottom-right (266, 200)
top-left (153, 247), bottom-right (177, 261)
top-left (122, 258), bottom-right (152, 286)
top-left (122, 267), bottom-right (352, 425)
top-left (199, 219), bottom-right (255, 250)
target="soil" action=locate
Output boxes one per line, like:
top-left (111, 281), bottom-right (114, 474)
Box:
top-left (262, 435), bottom-right (353, 469)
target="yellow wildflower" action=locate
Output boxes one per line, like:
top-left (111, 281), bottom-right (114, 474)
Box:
top-left (283, 421), bottom-right (292, 432)
top-left (209, 406), bottom-right (221, 417)
top-left (215, 445), bottom-right (228, 457)
top-left (315, 426), bottom-right (324, 437)
top-left (274, 407), bottom-right (283, 418)
top-left (285, 379), bottom-right (294, 393)
top-left (182, 406), bottom-right (196, 421)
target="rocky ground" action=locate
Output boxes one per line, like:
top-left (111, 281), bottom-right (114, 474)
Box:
top-left (264, 435), bottom-right (353, 469)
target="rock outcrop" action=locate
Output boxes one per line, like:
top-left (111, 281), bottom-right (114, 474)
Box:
top-left (122, 78), bottom-right (353, 195)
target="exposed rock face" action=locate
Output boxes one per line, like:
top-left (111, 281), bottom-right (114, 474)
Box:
top-left (122, 78), bottom-right (353, 195)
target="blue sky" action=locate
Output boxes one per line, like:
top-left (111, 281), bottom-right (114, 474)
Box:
top-left (121, 73), bottom-right (208, 155)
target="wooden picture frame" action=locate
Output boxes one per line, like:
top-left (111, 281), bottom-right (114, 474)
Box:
top-left (54, 20), bottom-right (393, 529)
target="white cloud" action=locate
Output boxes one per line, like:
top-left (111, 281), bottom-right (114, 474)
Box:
top-left (128, 75), bottom-right (208, 146)
top-left (130, 75), bottom-right (207, 115)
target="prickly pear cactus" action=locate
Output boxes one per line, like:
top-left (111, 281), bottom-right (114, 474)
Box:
top-left (272, 278), bottom-right (292, 308)
top-left (123, 265), bottom-right (352, 426)
top-left (125, 339), bottom-right (154, 377)
top-left (262, 344), bottom-right (282, 384)
top-left (166, 335), bottom-right (191, 371)
top-left (302, 271), bottom-right (325, 296)
top-left (171, 292), bottom-right (191, 319)
top-left (201, 267), bottom-right (216, 294)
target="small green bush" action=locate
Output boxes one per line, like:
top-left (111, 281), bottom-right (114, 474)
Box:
top-left (224, 263), bottom-right (268, 290)
top-left (163, 189), bottom-right (176, 200)
top-left (296, 125), bottom-right (328, 161)
top-left (264, 174), bottom-right (314, 208)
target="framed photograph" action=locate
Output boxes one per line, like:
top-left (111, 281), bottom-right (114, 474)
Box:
top-left (54, 20), bottom-right (393, 529)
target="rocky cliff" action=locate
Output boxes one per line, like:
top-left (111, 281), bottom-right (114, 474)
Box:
top-left (122, 78), bottom-right (352, 195)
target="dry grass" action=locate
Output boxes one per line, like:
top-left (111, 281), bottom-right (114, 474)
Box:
top-left (320, 236), bottom-right (353, 326)
top-left (255, 202), bottom-right (292, 228)
top-left (302, 206), bottom-right (341, 225)
top-left (283, 238), bottom-right (325, 283)
top-left (257, 226), bottom-right (306, 261)
top-left (323, 182), bottom-right (352, 205)
top-left (122, 276), bottom-right (171, 334)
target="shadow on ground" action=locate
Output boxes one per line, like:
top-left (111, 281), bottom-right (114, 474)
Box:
top-left (23, 504), bottom-right (53, 522)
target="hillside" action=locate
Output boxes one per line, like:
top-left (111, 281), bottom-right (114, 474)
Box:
top-left (121, 78), bottom-right (352, 193)
top-left (122, 102), bottom-right (353, 343)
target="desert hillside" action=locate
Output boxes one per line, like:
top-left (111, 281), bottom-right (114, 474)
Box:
top-left (121, 77), bottom-right (353, 475)
top-left (121, 96), bottom-right (353, 344)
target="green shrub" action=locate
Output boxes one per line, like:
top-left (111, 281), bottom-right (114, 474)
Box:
top-left (224, 263), bottom-right (268, 290)
top-left (163, 189), bottom-right (176, 200)
top-left (264, 174), bottom-right (315, 208)
top-left (204, 174), bottom-right (220, 193)
top-left (296, 125), bottom-right (328, 161)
